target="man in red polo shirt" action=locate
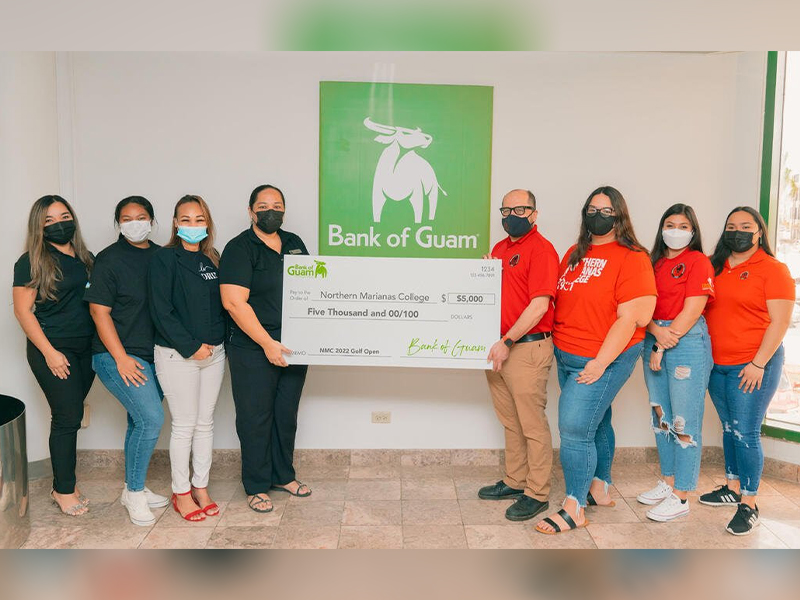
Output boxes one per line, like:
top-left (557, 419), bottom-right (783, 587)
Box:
top-left (479, 189), bottom-right (560, 522)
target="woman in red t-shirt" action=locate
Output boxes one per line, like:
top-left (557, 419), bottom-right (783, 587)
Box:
top-left (535, 186), bottom-right (656, 535)
top-left (636, 204), bottom-right (714, 522)
top-left (700, 206), bottom-right (794, 536)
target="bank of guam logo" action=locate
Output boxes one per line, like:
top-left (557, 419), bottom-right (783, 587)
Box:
top-left (671, 263), bottom-right (686, 279)
top-left (740, 271), bottom-right (749, 280)
top-left (509, 254), bottom-right (520, 267)
top-left (287, 260), bottom-right (328, 278)
top-left (364, 117), bottom-right (447, 224)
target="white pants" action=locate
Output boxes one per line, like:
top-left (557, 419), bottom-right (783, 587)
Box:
top-left (154, 343), bottom-right (226, 493)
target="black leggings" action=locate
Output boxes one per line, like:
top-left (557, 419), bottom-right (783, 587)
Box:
top-left (227, 343), bottom-right (308, 496)
top-left (26, 337), bottom-right (94, 494)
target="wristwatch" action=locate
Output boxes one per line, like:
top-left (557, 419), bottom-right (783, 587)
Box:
top-left (652, 344), bottom-right (664, 354)
top-left (502, 336), bottom-right (514, 349)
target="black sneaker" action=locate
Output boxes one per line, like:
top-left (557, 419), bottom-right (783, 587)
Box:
top-left (726, 503), bottom-right (760, 536)
top-left (478, 480), bottom-right (524, 500)
top-left (699, 484), bottom-right (741, 507)
top-left (505, 496), bottom-right (549, 522)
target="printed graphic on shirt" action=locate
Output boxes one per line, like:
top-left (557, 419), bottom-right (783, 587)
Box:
top-left (740, 271), bottom-right (749, 280)
top-left (702, 277), bottom-right (715, 293)
top-left (671, 263), bottom-right (686, 279)
top-left (557, 257), bottom-right (608, 292)
top-left (199, 262), bottom-right (218, 281)
top-left (509, 254), bottom-right (520, 267)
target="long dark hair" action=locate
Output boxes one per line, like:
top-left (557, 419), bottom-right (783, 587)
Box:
top-left (567, 186), bottom-right (647, 268)
top-left (650, 203), bottom-right (704, 265)
top-left (24, 195), bottom-right (93, 302)
top-left (166, 195), bottom-right (220, 267)
top-left (709, 206), bottom-right (774, 275)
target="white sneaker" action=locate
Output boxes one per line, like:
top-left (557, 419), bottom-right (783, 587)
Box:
top-left (120, 488), bottom-right (157, 526)
top-left (637, 480), bottom-right (673, 505)
top-left (646, 493), bottom-right (690, 522)
top-left (123, 484), bottom-right (170, 508)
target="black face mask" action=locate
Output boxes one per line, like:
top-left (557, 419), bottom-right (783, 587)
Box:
top-left (584, 212), bottom-right (615, 236)
top-left (255, 209), bottom-right (284, 234)
top-left (723, 230), bottom-right (757, 253)
top-left (43, 220), bottom-right (76, 245)
top-left (502, 214), bottom-right (533, 238)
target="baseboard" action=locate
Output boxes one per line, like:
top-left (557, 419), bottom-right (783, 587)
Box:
top-left (23, 445), bottom-right (798, 484)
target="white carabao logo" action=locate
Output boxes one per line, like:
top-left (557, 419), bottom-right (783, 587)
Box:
top-left (364, 117), bottom-right (447, 224)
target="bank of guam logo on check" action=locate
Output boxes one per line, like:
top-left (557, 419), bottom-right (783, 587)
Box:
top-left (287, 260), bottom-right (328, 278)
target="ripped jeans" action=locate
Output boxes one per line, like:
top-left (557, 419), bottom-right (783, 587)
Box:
top-left (708, 344), bottom-right (784, 496)
top-left (556, 343), bottom-right (643, 509)
top-left (643, 318), bottom-right (712, 491)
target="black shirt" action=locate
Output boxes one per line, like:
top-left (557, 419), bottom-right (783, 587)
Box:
top-left (13, 245), bottom-right (94, 339)
top-left (219, 227), bottom-right (308, 349)
top-left (148, 244), bottom-right (226, 358)
top-left (83, 235), bottom-right (161, 362)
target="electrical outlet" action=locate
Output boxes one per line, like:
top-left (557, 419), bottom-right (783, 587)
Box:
top-left (371, 411), bottom-right (391, 424)
top-left (81, 403), bottom-right (90, 428)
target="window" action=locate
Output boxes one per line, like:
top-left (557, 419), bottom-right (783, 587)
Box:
top-left (764, 52), bottom-right (800, 437)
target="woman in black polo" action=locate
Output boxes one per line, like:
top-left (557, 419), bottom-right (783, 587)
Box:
top-left (220, 184), bottom-right (311, 513)
top-left (150, 195), bottom-right (226, 522)
top-left (86, 196), bottom-right (167, 527)
top-left (13, 195), bottom-right (94, 516)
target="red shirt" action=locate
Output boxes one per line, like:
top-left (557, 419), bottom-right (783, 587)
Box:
top-left (653, 249), bottom-right (715, 320)
top-left (704, 248), bottom-right (795, 365)
top-left (554, 242), bottom-right (657, 357)
top-left (491, 225), bottom-right (559, 336)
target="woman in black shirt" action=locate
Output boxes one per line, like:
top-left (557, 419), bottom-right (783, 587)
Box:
top-left (85, 196), bottom-right (168, 527)
top-left (12, 195), bottom-right (95, 516)
top-left (150, 195), bottom-right (226, 523)
top-left (220, 184), bottom-right (311, 513)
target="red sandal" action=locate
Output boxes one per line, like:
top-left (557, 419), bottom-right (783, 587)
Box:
top-left (191, 486), bottom-right (220, 516)
top-left (171, 491), bottom-right (206, 522)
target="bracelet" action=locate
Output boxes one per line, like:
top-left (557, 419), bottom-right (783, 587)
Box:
top-left (750, 361), bottom-right (765, 370)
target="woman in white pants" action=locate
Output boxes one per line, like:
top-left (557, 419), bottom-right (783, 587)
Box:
top-left (149, 195), bottom-right (227, 522)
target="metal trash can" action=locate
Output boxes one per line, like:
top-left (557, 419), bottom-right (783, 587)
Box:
top-left (0, 395), bottom-right (29, 549)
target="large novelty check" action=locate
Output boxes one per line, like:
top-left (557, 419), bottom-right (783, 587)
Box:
top-left (281, 256), bottom-right (501, 369)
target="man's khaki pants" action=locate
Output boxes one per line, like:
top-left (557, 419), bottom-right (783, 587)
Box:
top-left (485, 337), bottom-right (554, 501)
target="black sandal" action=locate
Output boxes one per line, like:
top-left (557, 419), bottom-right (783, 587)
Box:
top-left (271, 481), bottom-right (312, 497)
top-left (587, 491), bottom-right (616, 507)
top-left (535, 508), bottom-right (590, 535)
top-left (247, 493), bottom-right (274, 513)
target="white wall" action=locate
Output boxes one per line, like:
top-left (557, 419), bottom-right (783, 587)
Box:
top-left (0, 52), bottom-right (62, 461)
top-left (5, 51), bottom-right (790, 463)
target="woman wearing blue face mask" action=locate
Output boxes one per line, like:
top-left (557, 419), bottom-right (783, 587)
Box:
top-left (86, 196), bottom-right (168, 526)
top-left (149, 195), bottom-right (227, 523)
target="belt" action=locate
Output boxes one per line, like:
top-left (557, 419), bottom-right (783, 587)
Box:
top-left (516, 332), bottom-right (552, 344)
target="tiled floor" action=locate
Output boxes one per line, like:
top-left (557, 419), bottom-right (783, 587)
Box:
top-left (21, 461), bottom-right (800, 549)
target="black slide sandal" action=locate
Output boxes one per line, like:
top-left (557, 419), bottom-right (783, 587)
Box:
top-left (535, 508), bottom-right (590, 535)
top-left (587, 491), bottom-right (616, 507)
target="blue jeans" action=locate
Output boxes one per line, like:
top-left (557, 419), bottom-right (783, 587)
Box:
top-left (92, 352), bottom-right (164, 492)
top-left (555, 343), bottom-right (643, 508)
top-left (708, 344), bottom-right (784, 496)
top-left (643, 317), bottom-right (712, 491)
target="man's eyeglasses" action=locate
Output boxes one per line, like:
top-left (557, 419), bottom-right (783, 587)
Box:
top-left (499, 206), bottom-right (535, 217)
top-left (586, 207), bottom-right (615, 217)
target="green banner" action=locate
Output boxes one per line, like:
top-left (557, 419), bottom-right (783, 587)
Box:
top-left (319, 81), bottom-right (493, 258)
